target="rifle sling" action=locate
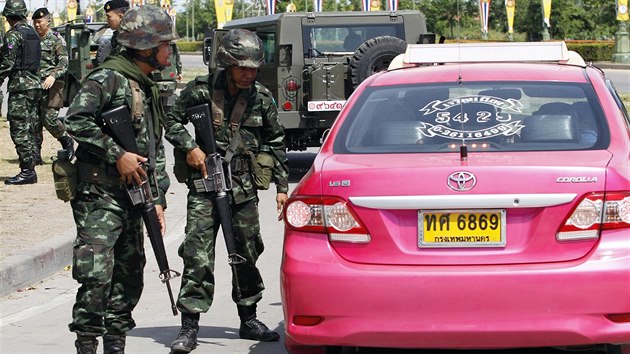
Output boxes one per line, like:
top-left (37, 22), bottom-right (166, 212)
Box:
top-left (129, 79), bottom-right (156, 173)
top-left (210, 70), bottom-right (249, 164)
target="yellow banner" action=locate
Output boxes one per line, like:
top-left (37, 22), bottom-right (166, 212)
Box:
top-left (225, 0), bottom-right (234, 22)
top-left (371, 0), bottom-right (381, 11)
top-left (505, 0), bottom-right (515, 33)
top-left (67, 0), bottom-right (78, 22)
top-left (215, 0), bottom-right (226, 28)
top-left (618, 0), bottom-right (629, 21)
top-left (542, 0), bottom-right (552, 27)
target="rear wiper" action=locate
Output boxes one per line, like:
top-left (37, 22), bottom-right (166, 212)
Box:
top-left (460, 144), bottom-right (468, 162)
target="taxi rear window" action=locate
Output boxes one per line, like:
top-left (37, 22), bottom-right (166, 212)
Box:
top-left (334, 82), bottom-right (610, 154)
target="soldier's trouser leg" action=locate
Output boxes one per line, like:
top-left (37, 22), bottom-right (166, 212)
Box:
top-left (7, 91), bottom-right (40, 169)
top-left (176, 192), bottom-right (265, 313)
top-left (176, 191), bottom-right (220, 314)
top-left (231, 199), bottom-right (265, 306)
top-left (35, 90), bottom-right (66, 151)
top-left (68, 189), bottom-right (145, 337)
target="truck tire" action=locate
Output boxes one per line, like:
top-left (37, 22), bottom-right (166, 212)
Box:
top-left (348, 35), bottom-right (407, 89)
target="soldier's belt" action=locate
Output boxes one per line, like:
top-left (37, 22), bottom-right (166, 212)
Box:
top-left (76, 161), bottom-right (122, 187)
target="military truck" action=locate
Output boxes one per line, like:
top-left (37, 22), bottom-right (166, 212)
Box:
top-left (53, 21), bottom-right (107, 107)
top-left (205, 11), bottom-right (436, 151)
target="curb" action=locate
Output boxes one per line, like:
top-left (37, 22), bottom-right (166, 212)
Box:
top-left (0, 230), bottom-right (74, 297)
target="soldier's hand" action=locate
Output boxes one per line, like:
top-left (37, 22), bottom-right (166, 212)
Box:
top-left (155, 204), bottom-right (166, 236)
top-left (186, 147), bottom-right (208, 178)
top-left (276, 192), bottom-right (288, 221)
top-left (116, 152), bottom-right (148, 186)
top-left (42, 75), bottom-right (55, 90)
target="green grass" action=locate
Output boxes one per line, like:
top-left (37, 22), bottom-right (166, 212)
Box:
top-left (621, 94), bottom-right (630, 110)
top-left (181, 67), bottom-right (208, 84)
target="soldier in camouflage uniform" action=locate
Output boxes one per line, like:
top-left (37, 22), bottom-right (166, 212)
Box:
top-left (32, 7), bottom-right (74, 160)
top-left (64, 5), bottom-right (177, 354)
top-left (0, 0), bottom-right (42, 185)
top-left (163, 28), bottom-right (289, 353)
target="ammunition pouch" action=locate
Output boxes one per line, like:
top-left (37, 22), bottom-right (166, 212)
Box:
top-left (172, 148), bottom-right (191, 183)
top-left (246, 151), bottom-right (274, 191)
top-left (51, 157), bottom-right (78, 202)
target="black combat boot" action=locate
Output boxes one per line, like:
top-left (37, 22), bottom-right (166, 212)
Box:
top-left (171, 312), bottom-right (199, 353)
top-left (103, 334), bottom-right (125, 354)
top-left (75, 335), bottom-right (98, 354)
top-left (59, 135), bottom-right (75, 160)
top-left (237, 304), bottom-right (280, 342)
top-left (4, 168), bottom-right (37, 185)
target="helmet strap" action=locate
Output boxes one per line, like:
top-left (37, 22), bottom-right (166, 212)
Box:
top-left (129, 47), bottom-right (164, 71)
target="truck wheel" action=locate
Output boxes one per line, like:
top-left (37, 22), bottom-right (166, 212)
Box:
top-left (348, 35), bottom-right (407, 89)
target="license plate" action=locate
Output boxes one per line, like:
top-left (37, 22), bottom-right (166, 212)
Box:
top-left (418, 209), bottom-right (506, 248)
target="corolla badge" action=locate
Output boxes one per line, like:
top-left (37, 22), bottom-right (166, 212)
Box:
top-left (447, 171), bottom-right (477, 191)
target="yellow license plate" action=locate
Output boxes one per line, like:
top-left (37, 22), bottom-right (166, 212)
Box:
top-left (418, 210), bottom-right (506, 248)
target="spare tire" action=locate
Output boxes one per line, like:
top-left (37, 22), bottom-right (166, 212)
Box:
top-left (348, 36), bottom-right (407, 89)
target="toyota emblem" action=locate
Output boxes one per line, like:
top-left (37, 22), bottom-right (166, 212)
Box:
top-left (447, 171), bottom-right (476, 191)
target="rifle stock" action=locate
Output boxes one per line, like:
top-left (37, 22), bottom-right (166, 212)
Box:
top-left (186, 104), bottom-right (245, 301)
top-left (102, 105), bottom-right (180, 316)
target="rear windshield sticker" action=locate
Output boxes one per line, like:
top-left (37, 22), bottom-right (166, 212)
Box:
top-left (417, 95), bottom-right (525, 140)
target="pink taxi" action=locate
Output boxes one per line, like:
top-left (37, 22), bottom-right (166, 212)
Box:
top-left (281, 42), bottom-right (630, 354)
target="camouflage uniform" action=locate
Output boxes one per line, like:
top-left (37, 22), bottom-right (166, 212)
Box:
top-left (166, 70), bottom-right (288, 311)
top-left (164, 29), bottom-right (288, 351)
top-left (65, 5), bottom-right (175, 353)
top-left (0, 1), bottom-right (41, 178)
top-left (35, 22), bottom-right (71, 151)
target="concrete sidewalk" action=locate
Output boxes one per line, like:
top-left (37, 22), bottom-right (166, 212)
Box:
top-left (0, 227), bottom-right (75, 297)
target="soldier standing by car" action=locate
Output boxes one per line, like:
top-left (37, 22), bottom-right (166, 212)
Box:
top-left (32, 7), bottom-right (74, 160)
top-left (64, 5), bottom-right (176, 354)
top-left (0, 0), bottom-right (42, 185)
top-left (163, 29), bottom-right (289, 353)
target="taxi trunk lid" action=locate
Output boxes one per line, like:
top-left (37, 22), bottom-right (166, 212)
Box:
top-left (320, 150), bottom-right (612, 265)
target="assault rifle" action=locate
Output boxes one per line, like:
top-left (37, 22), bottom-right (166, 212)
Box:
top-left (186, 103), bottom-right (246, 300)
top-left (102, 105), bottom-right (180, 316)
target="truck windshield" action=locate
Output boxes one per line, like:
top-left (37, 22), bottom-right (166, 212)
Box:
top-left (302, 24), bottom-right (404, 55)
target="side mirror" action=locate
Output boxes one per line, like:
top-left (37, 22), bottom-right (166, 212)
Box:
top-left (202, 37), bottom-right (212, 66)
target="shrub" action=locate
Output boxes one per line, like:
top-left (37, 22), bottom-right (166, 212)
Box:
top-left (177, 41), bottom-right (204, 52)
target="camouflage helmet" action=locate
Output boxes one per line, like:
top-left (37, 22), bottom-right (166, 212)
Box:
top-left (2, 0), bottom-right (28, 18)
top-left (217, 29), bottom-right (265, 69)
top-left (117, 5), bottom-right (179, 50)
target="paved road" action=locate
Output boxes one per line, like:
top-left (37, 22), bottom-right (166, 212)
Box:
top-left (606, 69), bottom-right (630, 93)
top-left (0, 146), bottom-right (291, 353)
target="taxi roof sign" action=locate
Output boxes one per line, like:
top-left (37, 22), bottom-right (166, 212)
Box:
top-left (402, 41), bottom-right (584, 66)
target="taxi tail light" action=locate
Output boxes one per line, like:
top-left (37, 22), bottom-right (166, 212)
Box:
top-left (284, 196), bottom-right (370, 243)
top-left (557, 192), bottom-right (630, 241)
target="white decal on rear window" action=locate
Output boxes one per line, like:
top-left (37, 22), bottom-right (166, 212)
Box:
top-left (417, 95), bottom-right (525, 140)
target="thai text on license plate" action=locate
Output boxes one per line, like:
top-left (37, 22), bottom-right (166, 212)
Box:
top-left (418, 210), bottom-right (506, 248)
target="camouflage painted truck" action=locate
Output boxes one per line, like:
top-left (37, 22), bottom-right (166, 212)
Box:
top-left (205, 10), bottom-right (436, 151)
